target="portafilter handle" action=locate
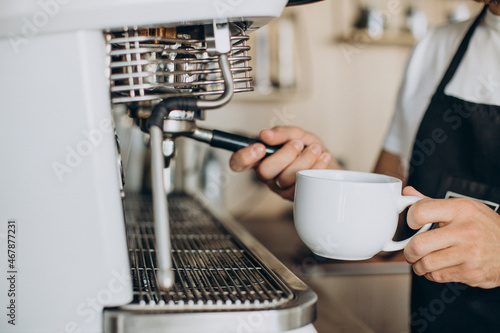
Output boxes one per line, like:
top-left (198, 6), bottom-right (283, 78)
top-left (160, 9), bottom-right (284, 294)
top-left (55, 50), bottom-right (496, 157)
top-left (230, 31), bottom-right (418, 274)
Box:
top-left (190, 128), bottom-right (283, 157)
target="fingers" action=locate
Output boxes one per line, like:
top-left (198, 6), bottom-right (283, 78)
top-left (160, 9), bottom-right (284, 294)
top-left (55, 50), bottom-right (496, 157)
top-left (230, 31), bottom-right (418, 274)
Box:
top-left (229, 143), bottom-right (266, 172)
top-left (406, 198), bottom-right (455, 230)
top-left (260, 127), bottom-right (323, 147)
top-left (422, 266), bottom-right (464, 285)
top-left (267, 182), bottom-right (296, 201)
top-left (402, 186), bottom-right (428, 198)
top-left (256, 140), bottom-right (304, 181)
top-left (410, 247), bottom-right (464, 277)
top-left (404, 198), bottom-right (477, 262)
top-left (229, 139), bottom-right (322, 201)
top-left (405, 227), bottom-right (458, 264)
top-left (230, 127), bottom-right (315, 174)
top-left (423, 262), bottom-right (500, 288)
top-left (403, 198), bottom-right (500, 287)
top-left (400, 189), bottom-right (500, 288)
top-left (273, 143), bottom-right (326, 189)
top-left (406, 197), bottom-right (483, 230)
top-left (405, 226), bottom-right (467, 285)
top-left (230, 127), bottom-right (326, 175)
top-left (415, 258), bottom-right (490, 287)
top-left (313, 152), bottom-right (333, 169)
top-left (230, 126), bottom-right (332, 201)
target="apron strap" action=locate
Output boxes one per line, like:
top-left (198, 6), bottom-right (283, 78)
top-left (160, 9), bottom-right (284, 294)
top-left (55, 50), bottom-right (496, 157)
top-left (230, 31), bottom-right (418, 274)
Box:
top-left (436, 5), bottom-right (489, 94)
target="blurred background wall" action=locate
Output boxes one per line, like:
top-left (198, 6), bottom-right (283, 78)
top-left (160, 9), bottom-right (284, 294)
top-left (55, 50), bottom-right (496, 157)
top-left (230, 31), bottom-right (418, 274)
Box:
top-left (181, 0), bottom-right (482, 219)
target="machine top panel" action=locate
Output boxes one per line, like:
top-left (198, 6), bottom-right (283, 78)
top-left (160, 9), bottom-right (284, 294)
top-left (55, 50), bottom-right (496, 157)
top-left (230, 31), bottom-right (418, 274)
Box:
top-left (0, 0), bottom-right (287, 38)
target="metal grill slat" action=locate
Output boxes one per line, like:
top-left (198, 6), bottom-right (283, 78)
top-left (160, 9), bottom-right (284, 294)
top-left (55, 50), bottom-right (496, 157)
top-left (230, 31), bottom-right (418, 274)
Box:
top-left (124, 192), bottom-right (294, 310)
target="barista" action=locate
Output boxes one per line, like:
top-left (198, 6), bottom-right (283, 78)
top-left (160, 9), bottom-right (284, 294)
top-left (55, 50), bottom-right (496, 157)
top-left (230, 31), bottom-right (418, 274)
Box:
top-left (229, 1), bottom-right (500, 332)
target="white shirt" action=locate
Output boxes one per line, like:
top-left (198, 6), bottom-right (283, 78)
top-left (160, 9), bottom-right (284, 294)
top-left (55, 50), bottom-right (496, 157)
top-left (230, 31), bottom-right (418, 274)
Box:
top-left (383, 9), bottom-right (500, 174)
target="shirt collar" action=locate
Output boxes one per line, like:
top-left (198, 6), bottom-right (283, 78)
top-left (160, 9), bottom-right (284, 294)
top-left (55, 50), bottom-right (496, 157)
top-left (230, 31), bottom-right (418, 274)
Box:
top-left (485, 7), bottom-right (500, 31)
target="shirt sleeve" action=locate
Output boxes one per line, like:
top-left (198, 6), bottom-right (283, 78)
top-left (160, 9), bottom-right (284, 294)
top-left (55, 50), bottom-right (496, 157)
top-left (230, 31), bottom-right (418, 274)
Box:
top-left (383, 71), bottom-right (409, 157)
top-left (382, 47), bottom-right (417, 159)
top-left (382, 20), bottom-right (471, 166)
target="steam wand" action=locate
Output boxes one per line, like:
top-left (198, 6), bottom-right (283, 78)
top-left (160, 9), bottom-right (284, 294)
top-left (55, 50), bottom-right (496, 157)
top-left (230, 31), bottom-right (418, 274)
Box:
top-left (147, 53), bottom-right (236, 290)
top-left (147, 22), bottom-right (283, 289)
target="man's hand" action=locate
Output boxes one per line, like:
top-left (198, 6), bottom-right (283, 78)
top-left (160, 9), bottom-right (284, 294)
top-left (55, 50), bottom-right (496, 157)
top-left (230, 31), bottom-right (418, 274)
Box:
top-left (229, 126), bottom-right (339, 200)
top-left (403, 186), bottom-right (500, 289)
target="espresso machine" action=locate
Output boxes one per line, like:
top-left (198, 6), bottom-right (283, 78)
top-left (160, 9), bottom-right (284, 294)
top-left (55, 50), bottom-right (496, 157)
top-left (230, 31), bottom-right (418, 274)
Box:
top-left (0, 0), bottom-right (318, 332)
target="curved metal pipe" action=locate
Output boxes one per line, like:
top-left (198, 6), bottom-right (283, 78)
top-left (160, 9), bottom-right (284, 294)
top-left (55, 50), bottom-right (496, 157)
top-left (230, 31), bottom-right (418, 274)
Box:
top-left (195, 54), bottom-right (234, 110)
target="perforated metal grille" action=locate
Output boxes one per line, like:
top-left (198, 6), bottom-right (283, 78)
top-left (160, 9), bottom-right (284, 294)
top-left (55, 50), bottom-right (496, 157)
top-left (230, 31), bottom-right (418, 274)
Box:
top-left (124, 193), bottom-right (294, 309)
top-left (106, 25), bottom-right (253, 105)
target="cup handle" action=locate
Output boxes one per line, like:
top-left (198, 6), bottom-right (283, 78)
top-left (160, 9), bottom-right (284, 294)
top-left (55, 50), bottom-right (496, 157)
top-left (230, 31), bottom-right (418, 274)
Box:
top-left (382, 196), bottom-right (432, 252)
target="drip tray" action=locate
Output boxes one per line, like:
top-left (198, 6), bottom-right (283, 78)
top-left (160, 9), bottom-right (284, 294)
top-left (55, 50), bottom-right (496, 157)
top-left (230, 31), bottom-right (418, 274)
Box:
top-left (104, 192), bottom-right (317, 333)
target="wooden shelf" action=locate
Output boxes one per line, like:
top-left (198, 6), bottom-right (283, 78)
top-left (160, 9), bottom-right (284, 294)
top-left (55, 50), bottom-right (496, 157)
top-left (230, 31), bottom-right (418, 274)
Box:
top-left (336, 29), bottom-right (417, 47)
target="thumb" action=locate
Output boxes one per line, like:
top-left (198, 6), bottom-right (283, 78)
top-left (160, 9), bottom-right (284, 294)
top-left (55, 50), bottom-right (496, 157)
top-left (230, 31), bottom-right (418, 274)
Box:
top-left (259, 129), bottom-right (284, 145)
top-left (403, 186), bottom-right (433, 230)
top-left (402, 186), bottom-right (429, 198)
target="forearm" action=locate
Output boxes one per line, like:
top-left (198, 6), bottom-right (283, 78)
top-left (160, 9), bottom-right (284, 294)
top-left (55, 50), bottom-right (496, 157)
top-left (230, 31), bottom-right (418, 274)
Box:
top-left (373, 150), bottom-right (407, 184)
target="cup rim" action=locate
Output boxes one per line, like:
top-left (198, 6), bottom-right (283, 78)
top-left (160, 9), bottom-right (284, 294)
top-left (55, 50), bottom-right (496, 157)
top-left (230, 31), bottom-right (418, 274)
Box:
top-left (296, 169), bottom-right (401, 184)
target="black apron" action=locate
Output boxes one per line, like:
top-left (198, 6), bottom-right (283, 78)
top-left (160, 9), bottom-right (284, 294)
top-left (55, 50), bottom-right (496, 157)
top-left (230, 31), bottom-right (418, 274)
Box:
top-left (407, 5), bottom-right (500, 333)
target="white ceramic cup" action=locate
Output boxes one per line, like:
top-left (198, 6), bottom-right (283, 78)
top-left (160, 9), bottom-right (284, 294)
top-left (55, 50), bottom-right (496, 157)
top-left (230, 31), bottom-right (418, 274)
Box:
top-left (293, 169), bottom-right (432, 260)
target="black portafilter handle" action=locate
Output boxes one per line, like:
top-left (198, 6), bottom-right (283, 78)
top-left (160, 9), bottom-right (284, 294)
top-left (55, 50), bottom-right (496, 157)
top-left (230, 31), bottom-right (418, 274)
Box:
top-left (210, 129), bottom-right (283, 157)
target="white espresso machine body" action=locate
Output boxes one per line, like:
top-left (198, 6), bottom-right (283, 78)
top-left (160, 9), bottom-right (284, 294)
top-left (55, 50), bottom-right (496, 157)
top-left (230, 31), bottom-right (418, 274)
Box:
top-left (0, 0), bottom-right (289, 332)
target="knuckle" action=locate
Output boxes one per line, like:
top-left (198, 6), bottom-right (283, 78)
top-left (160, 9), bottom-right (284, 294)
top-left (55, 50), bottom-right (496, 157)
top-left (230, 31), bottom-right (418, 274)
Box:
top-left (419, 256), bottom-right (434, 272)
top-left (239, 157), bottom-right (255, 170)
top-left (461, 222), bottom-right (482, 240)
top-left (278, 126), bottom-right (307, 138)
top-left (301, 148), bottom-right (322, 164)
top-left (467, 244), bottom-right (484, 260)
top-left (274, 126), bottom-right (294, 136)
top-left (275, 173), bottom-right (294, 189)
top-left (256, 150), bottom-right (296, 180)
top-left (286, 126), bottom-right (302, 133)
top-left (465, 268), bottom-right (484, 285)
top-left (427, 271), bottom-right (443, 282)
top-left (315, 152), bottom-right (332, 168)
top-left (455, 198), bottom-right (479, 214)
top-left (409, 234), bottom-right (427, 257)
top-left (256, 163), bottom-right (273, 180)
top-left (312, 159), bottom-right (328, 170)
top-left (403, 247), bottom-right (413, 262)
top-left (408, 202), bottom-right (427, 225)
top-left (289, 139), bottom-right (304, 150)
top-left (412, 263), bottom-right (425, 276)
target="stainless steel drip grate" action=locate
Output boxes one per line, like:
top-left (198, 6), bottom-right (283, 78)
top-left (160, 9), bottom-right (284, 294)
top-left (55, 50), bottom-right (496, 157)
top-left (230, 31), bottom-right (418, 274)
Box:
top-left (106, 25), bottom-right (253, 105)
top-left (123, 193), bottom-right (294, 310)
